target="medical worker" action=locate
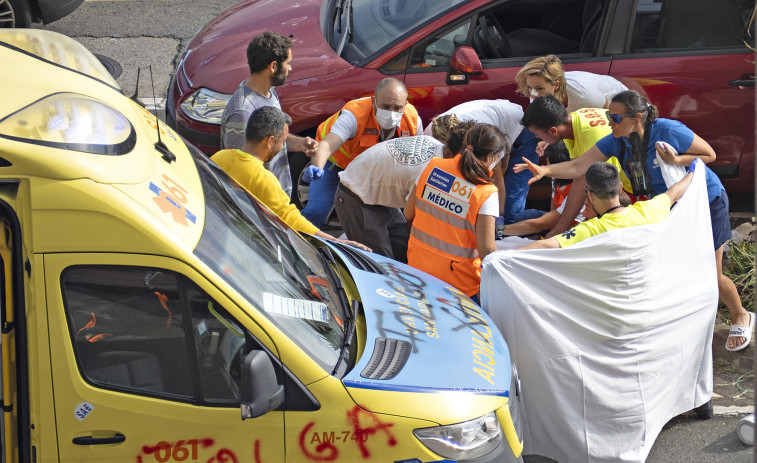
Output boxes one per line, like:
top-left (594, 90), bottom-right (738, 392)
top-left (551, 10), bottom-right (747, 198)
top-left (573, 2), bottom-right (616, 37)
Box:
top-left (301, 78), bottom-right (422, 228)
top-left (405, 123), bottom-right (508, 301)
top-left (334, 119), bottom-right (475, 263)
top-left (515, 54), bottom-right (628, 113)
top-left (515, 90), bottom-right (753, 352)
top-left (423, 99), bottom-right (537, 223)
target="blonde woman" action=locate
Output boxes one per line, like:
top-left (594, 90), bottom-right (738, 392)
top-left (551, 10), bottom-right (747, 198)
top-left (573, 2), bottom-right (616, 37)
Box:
top-left (515, 54), bottom-right (627, 113)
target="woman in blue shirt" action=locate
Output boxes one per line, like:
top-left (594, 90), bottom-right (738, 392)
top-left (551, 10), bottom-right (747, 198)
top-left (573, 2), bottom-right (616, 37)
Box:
top-left (514, 90), bottom-right (753, 352)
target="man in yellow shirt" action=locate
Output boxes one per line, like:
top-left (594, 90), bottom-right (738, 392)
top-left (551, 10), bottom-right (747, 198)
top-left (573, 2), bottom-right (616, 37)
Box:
top-left (520, 95), bottom-right (631, 237)
top-left (211, 106), bottom-right (369, 250)
top-left (519, 161), bottom-right (695, 250)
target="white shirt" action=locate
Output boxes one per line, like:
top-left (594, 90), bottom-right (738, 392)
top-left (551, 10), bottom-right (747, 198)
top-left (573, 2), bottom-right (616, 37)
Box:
top-left (478, 192), bottom-right (499, 217)
top-left (339, 135), bottom-right (443, 207)
top-left (423, 99), bottom-right (525, 149)
top-left (565, 71), bottom-right (628, 114)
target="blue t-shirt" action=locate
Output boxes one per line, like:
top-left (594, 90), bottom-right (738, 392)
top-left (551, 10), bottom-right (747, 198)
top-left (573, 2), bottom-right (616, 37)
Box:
top-left (595, 118), bottom-right (724, 202)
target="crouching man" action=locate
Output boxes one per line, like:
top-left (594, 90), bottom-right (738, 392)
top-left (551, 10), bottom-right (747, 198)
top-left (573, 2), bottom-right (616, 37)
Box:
top-left (518, 160), bottom-right (696, 250)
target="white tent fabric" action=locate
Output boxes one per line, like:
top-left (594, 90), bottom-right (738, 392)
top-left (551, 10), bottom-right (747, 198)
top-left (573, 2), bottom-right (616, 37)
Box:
top-left (481, 167), bottom-right (717, 462)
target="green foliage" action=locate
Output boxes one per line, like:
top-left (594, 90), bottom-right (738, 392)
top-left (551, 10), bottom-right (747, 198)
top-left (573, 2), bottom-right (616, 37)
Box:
top-left (718, 240), bottom-right (756, 323)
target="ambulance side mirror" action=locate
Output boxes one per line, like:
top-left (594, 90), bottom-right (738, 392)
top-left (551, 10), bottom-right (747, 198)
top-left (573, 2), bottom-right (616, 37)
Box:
top-left (240, 350), bottom-right (284, 420)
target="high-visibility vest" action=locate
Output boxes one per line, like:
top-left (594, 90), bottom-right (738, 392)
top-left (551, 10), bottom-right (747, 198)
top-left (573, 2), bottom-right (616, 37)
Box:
top-left (553, 182), bottom-right (571, 209)
top-left (317, 97), bottom-right (419, 169)
top-left (408, 155), bottom-right (497, 297)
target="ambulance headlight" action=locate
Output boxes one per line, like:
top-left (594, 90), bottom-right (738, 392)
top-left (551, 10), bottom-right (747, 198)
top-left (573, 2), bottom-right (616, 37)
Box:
top-left (0, 29), bottom-right (118, 87)
top-left (179, 87), bottom-right (231, 124)
top-left (0, 93), bottom-right (135, 155)
top-left (413, 411), bottom-right (502, 459)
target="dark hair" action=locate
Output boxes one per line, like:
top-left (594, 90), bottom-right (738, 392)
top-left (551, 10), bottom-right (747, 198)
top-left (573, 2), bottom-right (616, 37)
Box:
top-left (585, 162), bottom-right (622, 200)
top-left (611, 90), bottom-right (659, 172)
top-left (610, 90), bottom-right (658, 125)
top-left (247, 31), bottom-right (292, 74)
top-left (521, 94), bottom-right (569, 131)
top-left (444, 120), bottom-right (476, 155)
top-left (459, 123), bottom-right (508, 185)
top-left (245, 106), bottom-right (292, 143)
top-left (545, 141), bottom-right (572, 187)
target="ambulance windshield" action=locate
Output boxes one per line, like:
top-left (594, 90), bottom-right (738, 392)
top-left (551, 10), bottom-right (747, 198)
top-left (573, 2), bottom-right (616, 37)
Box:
top-left (190, 147), bottom-right (348, 373)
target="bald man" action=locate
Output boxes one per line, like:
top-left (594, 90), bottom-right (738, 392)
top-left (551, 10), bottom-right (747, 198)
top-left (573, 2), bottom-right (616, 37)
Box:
top-left (301, 78), bottom-right (423, 228)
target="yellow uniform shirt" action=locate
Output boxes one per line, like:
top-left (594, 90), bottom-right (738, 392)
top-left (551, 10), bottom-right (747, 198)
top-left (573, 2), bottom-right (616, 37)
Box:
top-left (554, 194), bottom-right (671, 248)
top-left (211, 149), bottom-right (319, 235)
top-left (564, 108), bottom-right (632, 193)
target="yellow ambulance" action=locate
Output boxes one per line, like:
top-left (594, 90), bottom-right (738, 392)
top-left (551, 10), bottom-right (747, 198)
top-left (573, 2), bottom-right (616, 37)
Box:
top-left (0, 29), bottom-right (523, 463)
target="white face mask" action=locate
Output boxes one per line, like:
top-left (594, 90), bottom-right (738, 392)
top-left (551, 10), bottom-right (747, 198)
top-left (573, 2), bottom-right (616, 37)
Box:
top-left (488, 150), bottom-right (505, 170)
top-left (375, 108), bottom-right (403, 130)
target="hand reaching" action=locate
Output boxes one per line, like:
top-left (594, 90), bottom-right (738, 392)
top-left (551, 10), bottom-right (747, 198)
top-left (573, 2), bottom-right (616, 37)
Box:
top-left (302, 165), bottom-right (324, 183)
top-left (512, 156), bottom-right (545, 185)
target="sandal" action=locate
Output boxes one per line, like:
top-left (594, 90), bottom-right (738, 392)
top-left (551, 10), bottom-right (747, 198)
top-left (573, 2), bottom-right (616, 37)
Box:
top-left (725, 311), bottom-right (755, 352)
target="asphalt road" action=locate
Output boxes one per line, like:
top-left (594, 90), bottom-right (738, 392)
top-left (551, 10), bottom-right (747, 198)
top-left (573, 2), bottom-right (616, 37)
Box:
top-left (35, 0), bottom-right (241, 119)
top-left (32, 1), bottom-right (757, 461)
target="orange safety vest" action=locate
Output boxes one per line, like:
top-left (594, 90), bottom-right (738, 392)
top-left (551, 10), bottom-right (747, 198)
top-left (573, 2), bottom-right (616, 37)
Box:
top-left (317, 97), bottom-right (419, 169)
top-left (553, 182), bottom-right (571, 209)
top-left (407, 155), bottom-right (497, 297)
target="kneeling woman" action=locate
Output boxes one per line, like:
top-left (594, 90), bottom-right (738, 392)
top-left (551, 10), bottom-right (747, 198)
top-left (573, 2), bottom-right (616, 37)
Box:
top-left (404, 123), bottom-right (508, 301)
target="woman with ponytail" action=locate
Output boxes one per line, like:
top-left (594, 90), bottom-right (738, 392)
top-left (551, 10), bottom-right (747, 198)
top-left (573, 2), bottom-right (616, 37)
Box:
top-left (515, 90), bottom-right (753, 351)
top-left (404, 123), bottom-right (508, 301)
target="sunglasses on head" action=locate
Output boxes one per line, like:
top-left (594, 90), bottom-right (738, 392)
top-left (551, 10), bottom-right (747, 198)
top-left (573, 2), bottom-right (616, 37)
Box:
top-left (605, 110), bottom-right (637, 124)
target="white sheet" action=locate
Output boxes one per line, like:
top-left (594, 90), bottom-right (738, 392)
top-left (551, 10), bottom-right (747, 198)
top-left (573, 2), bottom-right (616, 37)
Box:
top-left (481, 167), bottom-right (717, 462)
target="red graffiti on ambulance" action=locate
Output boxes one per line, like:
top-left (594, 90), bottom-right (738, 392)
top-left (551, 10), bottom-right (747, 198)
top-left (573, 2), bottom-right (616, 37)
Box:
top-left (348, 405), bottom-right (397, 458)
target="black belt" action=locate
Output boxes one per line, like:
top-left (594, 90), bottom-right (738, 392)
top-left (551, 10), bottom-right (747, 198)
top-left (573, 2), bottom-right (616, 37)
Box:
top-left (338, 182), bottom-right (360, 198)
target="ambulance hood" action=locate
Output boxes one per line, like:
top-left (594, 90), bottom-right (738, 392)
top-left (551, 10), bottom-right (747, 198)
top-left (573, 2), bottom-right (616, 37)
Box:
top-left (327, 243), bottom-right (513, 421)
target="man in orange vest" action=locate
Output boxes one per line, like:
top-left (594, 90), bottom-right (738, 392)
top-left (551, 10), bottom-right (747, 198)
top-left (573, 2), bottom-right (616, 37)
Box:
top-left (301, 78), bottom-right (422, 228)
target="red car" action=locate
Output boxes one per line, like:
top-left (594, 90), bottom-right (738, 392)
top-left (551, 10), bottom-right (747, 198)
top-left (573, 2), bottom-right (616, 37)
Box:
top-left (166, 0), bottom-right (755, 208)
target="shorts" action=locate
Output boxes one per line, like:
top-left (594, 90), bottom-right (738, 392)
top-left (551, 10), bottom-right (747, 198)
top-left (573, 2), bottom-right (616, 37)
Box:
top-left (709, 190), bottom-right (731, 251)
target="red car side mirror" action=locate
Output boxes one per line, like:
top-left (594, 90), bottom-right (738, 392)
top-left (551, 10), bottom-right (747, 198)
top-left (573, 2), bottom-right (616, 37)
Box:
top-left (450, 47), bottom-right (483, 75)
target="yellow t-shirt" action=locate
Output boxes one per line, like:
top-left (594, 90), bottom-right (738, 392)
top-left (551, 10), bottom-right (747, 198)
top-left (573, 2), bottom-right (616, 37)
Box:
top-left (210, 149), bottom-right (319, 235)
top-left (564, 108), bottom-right (632, 193)
top-left (554, 194), bottom-right (672, 248)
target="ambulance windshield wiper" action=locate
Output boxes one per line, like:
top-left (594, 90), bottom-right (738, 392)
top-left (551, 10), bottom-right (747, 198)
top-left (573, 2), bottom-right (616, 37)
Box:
top-left (317, 245), bottom-right (357, 377)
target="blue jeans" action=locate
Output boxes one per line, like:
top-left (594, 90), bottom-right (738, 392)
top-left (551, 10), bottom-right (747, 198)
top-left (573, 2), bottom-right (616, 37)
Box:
top-left (504, 130), bottom-right (539, 224)
top-left (301, 161), bottom-right (342, 228)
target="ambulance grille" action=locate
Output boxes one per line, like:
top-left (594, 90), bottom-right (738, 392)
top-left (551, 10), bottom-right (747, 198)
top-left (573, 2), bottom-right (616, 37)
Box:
top-left (360, 337), bottom-right (411, 380)
top-left (329, 242), bottom-right (384, 274)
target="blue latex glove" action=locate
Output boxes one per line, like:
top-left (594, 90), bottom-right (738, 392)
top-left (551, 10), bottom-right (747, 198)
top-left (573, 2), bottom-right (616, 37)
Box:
top-left (302, 165), bottom-right (324, 183)
top-left (688, 157), bottom-right (702, 173)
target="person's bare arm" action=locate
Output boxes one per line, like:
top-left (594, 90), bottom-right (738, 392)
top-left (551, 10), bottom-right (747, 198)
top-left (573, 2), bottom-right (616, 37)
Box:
top-left (286, 134), bottom-right (318, 157)
top-left (545, 176), bottom-right (586, 238)
top-left (513, 145), bottom-right (606, 184)
top-left (310, 132), bottom-right (344, 168)
top-left (314, 230), bottom-right (372, 252)
top-left (655, 134), bottom-right (716, 167)
top-left (502, 209), bottom-right (559, 236)
top-left (517, 236), bottom-right (561, 250)
top-left (404, 188), bottom-right (417, 225)
top-left (476, 214), bottom-right (497, 260)
top-left (663, 170), bottom-right (695, 204)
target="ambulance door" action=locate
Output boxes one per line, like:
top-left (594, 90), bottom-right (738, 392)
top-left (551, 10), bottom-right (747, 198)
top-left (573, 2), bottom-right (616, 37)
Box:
top-left (44, 254), bottom-right (285, 463)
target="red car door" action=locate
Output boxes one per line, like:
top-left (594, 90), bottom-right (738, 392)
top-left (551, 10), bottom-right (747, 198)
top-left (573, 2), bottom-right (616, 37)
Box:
top-left (606, 0), bottom-right (755, 196)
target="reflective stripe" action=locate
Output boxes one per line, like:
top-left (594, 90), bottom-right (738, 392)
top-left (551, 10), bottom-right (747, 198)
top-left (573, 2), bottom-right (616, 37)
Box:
top-left (410, 227), bottom-right (477, 259)
top-left (416, 196), bottom-right (474, 232)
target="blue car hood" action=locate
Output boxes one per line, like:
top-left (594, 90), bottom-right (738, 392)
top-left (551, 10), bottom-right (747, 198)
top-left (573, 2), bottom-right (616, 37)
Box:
top-left (327, 244), bottom-right (512, 397)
